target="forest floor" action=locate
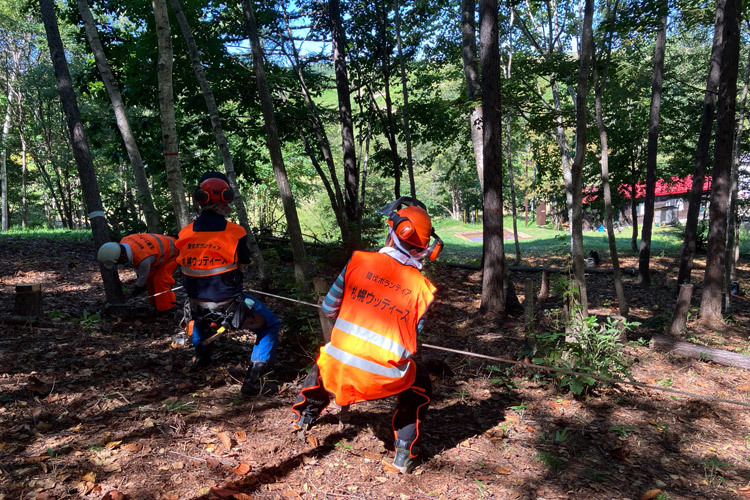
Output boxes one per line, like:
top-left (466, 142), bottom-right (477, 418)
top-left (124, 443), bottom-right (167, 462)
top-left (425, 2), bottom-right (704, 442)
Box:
top-left (1, 237), bottom-right (749, 500)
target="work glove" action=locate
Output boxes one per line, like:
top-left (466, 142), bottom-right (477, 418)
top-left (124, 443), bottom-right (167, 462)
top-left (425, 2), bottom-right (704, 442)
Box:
top-left (124, 285), bottom-right (147, 300)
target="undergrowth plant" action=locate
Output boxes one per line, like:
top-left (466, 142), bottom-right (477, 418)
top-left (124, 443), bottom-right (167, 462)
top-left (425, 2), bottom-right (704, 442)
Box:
top-left (525, 312), bottom-right (636, 396)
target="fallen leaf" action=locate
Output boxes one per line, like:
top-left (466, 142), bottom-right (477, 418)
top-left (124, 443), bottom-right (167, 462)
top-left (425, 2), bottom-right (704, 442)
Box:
top-left (217, 432), bottom-right (232, 451)
top-left (382, 459), bottom-right (401, 474)
top-left (27, 376), bottom-right (50, 396)
top-left (231, 463), bottom-right (250, 475)
top-left (205, 458), bottom-right (221, 469)
top-left (474, 475), bottom-right (494, 482)
top-left (101, 491), bottom-right (127, 500)
top-left (76, 481), bottom-right (95, 495)
top-left (105, 441), bottom-right (122, 449)
top-left (234, 430), bottom-right (247, 443)
top-left (161, 494), bottom-right (178, 500)
top-left (363, 451), bottom-right (382, 461)
top-left (81, 472), bottom-right (96, 483)
top-left (232, 493), bottom-right (253, 500)
top-left (738, 385), bottom-right (750, 392)
top-left (306, 435), bottom-right (319, 447)
top-left (171, 462), bottom-right (184, 470)
top-left (496, 466), bottom-right (512, 475)
top-left (23, 456), bottom-right (50, 464)
top-left (640, 489), bottom-right (662, 500)
top-left (36, 493), bottom-right (52, 500)
top-left (121, 443), bottom-right (142, 452)
top-left (208, 488), bottom-right (237, 499)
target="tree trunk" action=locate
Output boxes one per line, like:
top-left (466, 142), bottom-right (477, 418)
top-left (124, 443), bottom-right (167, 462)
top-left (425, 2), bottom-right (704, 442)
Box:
top-left (478, 0), bottom-right (506, 315)
top-left (168, 0), bottom-right (268, 286)
top-left (152, 0), bottom-right (190, 231)
top-left (278, 5), bottom-right (350, 247)
top-left (724, 42), bottom-right (750, 313)
top-left (376, 0), bottom-right (401, 199)
top-left (593, 2), bottom-right (628, 317)
top-left (564, 0), bottom-right (594, 317)
top-left (461, 0), bottom-right (484, 190)
top-left (39, 0), bottom-right (122, 303)
top-left (240, 0), bottom-right (309, 291)
top-left (651, 334), bottom-right (750, 370)
top-left (503, 12), bottom-right (521, 264)
top-left (77, 0), bottom-right (160, 233)
top-left (700, 0), bottom-right (741, 321)
top-left (630, 174), bottom-right (638, 252)
top-left (637, 7), bottom-right (667, 287)
top-left (677, 3), bottom-right (724, 286)
top-left (394, 0), bottom-right (415, 198)
top-left (21, 139), bottom-right (26, 229)
top-left (329, 0), bottom-right (360, 246)
top-left (1, 90), bottom-right (11, 232)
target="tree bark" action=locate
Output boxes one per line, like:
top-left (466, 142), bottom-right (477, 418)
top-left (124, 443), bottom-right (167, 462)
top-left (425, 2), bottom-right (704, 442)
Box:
top-left (1, 88), bottom-right (11, 232)
top-left (565, 0), bottom-right (594, 317)
top-left (724, 40), bottom-right (750, 313)
top-left (168, 0), bottom-right (268, 286)
top-left (375, 0), bottom-right (401, 199)
top-left (77, 0), bottom-right (160, 233)
top-left (329, 0), bottom-right (360, 245)
top-left (503, 11), bottom-right (521, 264)
top-left (478, 0), bottom-right (506, 315)
top-left (637, 7), bottom-right (667, 287)
top-left (593, 1), bottom-right (628, 317)
top-left (630, 173), bottom-right (638, 252)
top-left (461, 0), bottom-right (484, 190)
top-left (152, 0), bottom-right (190, 231)
top-left (651, 334), bottom-right (750, 370)
top-left (39, 0), bottom-right (122, 302)
top-left (394, 0), bottom-right (415, 198)
top-left (700, 0), bottom-right (741, 321)
top-left (669, 284), bottom-right (693, 335)
top-left (677, 3), bottom-right (724, 286)
top-left (240, 0), bottom-right (309, 291)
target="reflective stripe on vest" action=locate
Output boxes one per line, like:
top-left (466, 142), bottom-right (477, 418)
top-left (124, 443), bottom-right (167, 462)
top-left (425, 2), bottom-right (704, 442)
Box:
top-left (322, 344), bottom-right (411, 379)
top-left (333, 317), bottom-right (412, 359)
top-left (123, 233), bottom-right (175, 269)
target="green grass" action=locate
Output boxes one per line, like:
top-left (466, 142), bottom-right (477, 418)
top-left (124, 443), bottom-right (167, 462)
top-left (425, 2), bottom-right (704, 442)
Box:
top-left (432, 217), bottom-right (688, 265)
top-left (0, 227), bottom-right (93, 242)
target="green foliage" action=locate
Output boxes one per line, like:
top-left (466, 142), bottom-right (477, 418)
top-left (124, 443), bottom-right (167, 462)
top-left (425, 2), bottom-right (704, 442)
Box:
top-left (700, 455), bottom-right (730, 486)
top-left (526, 313), bottom-right (636, 396)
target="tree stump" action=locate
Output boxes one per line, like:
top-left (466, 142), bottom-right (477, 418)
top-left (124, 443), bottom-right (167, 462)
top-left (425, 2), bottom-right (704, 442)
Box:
top-left (538, 271), bottom-right (549, 300)
top-left (669, 284), bottom-right (693, 336)
top-left (313, 277), bottom-right (334, 343)
top-left (13, 283), bottom-right (43, 317)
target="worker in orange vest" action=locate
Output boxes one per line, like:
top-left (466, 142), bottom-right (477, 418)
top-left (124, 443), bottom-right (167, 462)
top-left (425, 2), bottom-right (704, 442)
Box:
top-left (291, 197), bottom-right (443, 474)
top-left (175, 172), bottom-right (280, 396)
top-left (97, 233), bottom-right (179, 313)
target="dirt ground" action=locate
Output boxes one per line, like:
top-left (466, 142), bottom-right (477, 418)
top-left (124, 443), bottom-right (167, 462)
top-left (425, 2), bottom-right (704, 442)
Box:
top-left (1, 237), bottom-right (749, 500)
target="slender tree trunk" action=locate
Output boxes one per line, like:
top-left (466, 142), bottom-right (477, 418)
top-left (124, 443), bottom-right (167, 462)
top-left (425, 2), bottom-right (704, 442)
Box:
top-left (724, 44), bottom-right (749, 313)
top-left (461, 0), bottom-right (484, 190)
top-left (168, 0), bottom-right (268, 286)
top-left (376, 0), bottom-right (401, 199)
top-left (21, 138), bottom-right (26, 229)
top-left (592, 1), bottom-right (627, 317)
top-left (503, 12), bottom-right (521, 263)
top-left (677, 3), bottom-right (724, 286)
top-left (637, 7), bottom-right (667, 287)
top-left (701, 0), bottom-right (742, 320)
top-left (77, 0), bottom-right (160, 232)
top-left (630, 173), bottom-right (638, 252)
top-left (329, 0), bottom-right (360, 246)
top-left (394, 0), bottom-right (415, 197)
top-left (152, 0), bottom-right (189, 230)
top-left (39, 0), bottom-right (122, 302)
top-left (478, 0), bottom-right (507, 315)
top-left (1, 91), bottom-right (11, 232)
top-left (240, 0), bottom-right (309, 291)
top-left (566, 0), bottom-right (594, 317)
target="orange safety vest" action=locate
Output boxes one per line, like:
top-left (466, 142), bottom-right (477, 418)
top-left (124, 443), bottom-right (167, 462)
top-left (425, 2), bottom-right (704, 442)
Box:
top-left (121, 233), bottom-right (177, 268)
top-left (317, 251), bottom-right (436, 405)
top-left (175, 221), bottom-right (246, 277)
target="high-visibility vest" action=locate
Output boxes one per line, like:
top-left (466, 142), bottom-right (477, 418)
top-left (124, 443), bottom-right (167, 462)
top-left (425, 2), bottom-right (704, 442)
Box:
top-left (121, 233), bottom-right (177, 268)
top-left (317, 251), bottom-right (436, 405)
top-left (175, 221), bottom-right (245, 277)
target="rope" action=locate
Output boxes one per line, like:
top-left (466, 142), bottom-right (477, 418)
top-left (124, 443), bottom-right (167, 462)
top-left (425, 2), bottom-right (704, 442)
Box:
top-left (244, 288), bottom-right (750, 409)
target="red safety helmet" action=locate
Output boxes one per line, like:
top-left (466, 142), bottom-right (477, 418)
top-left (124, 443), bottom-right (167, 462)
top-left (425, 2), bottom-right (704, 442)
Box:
top-left (194, 172), bottom-right (234, 206)
top-left (379, 197), bottom-right (443, 261)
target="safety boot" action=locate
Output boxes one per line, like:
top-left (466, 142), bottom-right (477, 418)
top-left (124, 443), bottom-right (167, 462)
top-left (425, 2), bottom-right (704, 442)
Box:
top-left (392, 439), bottom-right (416, 474)
top-left (189, 344), bottom-right (213, 372)
top-left (240, 361), bottom-right (273, 396)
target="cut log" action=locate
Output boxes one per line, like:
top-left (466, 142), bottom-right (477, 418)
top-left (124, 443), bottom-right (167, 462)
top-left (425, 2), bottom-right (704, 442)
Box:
top-left (13, 283), bottom-right (43, 317)
top-left (669, 284), bottom-right (693, 336)
top-left (651, 334), bottom-right (750, 370)
top-left (313, 277), bottom-right (334, 343)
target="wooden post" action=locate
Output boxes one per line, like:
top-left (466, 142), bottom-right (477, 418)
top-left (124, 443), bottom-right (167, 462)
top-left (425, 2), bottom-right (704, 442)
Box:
top-left (538, 270), bottom-right (549, 300)
top-left (524, 279), bottom-right (534, 332)
top-left (669, 284), bottom-right (693, 336)
top-left (313, 277), bottom-right (334, 343)
top-left (13, 283), bottom-right (43, 317)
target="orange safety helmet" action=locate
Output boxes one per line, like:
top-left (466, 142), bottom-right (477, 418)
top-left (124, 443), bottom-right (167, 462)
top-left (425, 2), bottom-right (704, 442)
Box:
top-left (194, 172), bottom-right (234, 205)
top-left (379, 197), bottom-right (443, 261)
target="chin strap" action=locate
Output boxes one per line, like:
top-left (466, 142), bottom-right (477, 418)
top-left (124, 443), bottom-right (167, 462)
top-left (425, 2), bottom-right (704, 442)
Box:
top-left (385, 228), bottom-right (423, 270)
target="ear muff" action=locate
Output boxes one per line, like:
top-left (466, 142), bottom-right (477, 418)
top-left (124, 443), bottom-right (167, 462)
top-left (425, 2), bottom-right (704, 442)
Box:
top-left (426, 231), bottom-right (443, 260)
top-left (389, 213), bottom-right (416, 241)
top-left (194, 178), bottom-right (234, 205)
